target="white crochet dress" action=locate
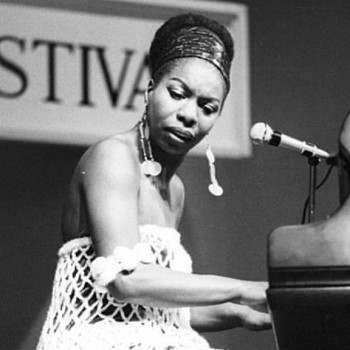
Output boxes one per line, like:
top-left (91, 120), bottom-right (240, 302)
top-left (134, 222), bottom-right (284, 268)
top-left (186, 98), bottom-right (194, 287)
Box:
top-left (37, 225), bottom-right (218, 350)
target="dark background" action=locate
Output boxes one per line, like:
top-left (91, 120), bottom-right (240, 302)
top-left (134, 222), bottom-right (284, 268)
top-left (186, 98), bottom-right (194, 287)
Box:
top-left (2, 0), bottom-right (350, 349)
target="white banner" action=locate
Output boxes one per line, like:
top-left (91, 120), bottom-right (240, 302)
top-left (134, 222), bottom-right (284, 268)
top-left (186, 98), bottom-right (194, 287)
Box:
top-left (0, 0), bottom-right (251, 157)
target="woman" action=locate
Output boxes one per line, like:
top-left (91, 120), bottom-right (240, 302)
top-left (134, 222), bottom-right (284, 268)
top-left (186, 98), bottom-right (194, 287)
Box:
top-left (37, 13), bottom-right (271, 350)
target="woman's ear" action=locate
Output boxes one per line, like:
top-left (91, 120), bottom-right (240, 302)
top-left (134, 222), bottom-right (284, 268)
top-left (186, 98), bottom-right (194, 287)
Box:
top-left (145, 79), bottom-right (155, 104)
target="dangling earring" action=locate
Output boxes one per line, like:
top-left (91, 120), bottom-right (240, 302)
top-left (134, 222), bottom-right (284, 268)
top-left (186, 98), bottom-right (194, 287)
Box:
top-left (206, 136), bottom-right (223, 196)
top-left (138, 93), bottom-right (162, 177)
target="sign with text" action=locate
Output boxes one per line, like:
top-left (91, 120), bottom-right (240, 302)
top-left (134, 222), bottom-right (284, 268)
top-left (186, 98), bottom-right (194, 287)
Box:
top-left (0, 0), bottom-right (251, 157)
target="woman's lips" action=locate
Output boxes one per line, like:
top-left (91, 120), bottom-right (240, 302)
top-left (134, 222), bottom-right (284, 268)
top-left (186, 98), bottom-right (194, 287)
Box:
top-left (166, 127), bottom-right (194, 143)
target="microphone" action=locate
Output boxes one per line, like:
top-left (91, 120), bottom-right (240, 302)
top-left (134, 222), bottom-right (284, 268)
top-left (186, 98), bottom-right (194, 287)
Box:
top-left (249, 122), bottom-right (331, 159)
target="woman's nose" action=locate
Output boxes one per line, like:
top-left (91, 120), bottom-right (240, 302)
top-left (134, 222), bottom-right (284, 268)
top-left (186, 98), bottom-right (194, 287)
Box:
top-left (177, 100), bottom-right (198, 127)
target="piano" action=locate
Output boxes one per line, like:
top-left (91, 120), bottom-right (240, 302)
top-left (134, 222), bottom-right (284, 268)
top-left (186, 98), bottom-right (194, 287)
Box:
top-left (267, 113), bottom-right (350, 350)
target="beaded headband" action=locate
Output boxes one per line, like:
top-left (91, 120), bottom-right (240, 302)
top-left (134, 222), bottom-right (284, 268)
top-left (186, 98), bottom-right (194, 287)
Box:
top-left (152, 26), bottom-right (231, 88)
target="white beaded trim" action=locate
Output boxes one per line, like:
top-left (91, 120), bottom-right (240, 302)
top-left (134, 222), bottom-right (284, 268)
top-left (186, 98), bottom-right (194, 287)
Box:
top-left (91, 242), bottom-right (154, 293)
top-left (58, 237), bottom-right (91, 256)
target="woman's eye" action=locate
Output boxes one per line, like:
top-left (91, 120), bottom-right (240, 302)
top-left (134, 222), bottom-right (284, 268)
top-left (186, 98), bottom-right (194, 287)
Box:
top-left (169, 89), bottom-right (185, 100)
top-left (203, 104), bottom-right (218, 115)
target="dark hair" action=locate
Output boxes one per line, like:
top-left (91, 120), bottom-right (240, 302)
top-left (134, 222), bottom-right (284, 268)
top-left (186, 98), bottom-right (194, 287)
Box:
top-left (149, 13), bottom-right (234, 82)
top-left (151, 59), bottom-right (179, 86)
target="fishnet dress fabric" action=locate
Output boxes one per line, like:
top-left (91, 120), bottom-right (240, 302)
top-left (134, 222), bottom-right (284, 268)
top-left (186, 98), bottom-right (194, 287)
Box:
top-left (37, 225), bottom-right (219, 349)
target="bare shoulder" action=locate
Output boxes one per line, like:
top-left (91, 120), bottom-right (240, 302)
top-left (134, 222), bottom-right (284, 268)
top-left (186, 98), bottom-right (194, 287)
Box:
top-left (171, 174), bottom-right (186, 226)
top-left (77, 133), bottom-right (140, 189)
top-left (172, 174), bottom-right (185, 199)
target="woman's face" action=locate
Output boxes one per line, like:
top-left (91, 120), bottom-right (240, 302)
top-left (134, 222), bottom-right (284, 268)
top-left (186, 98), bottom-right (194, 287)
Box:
top-left (147, 57), bottom-right (226, 155)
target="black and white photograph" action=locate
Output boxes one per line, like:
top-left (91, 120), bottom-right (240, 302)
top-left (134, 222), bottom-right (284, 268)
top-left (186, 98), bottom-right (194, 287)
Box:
top-left (1, 1), bottom-right (350, 349)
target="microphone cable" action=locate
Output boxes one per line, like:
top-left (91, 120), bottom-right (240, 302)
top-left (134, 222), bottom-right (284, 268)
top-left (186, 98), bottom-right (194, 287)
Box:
top-left (301, 162), bottom-right (335, 224)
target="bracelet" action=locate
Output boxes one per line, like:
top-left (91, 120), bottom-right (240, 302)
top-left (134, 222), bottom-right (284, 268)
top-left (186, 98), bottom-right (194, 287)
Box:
top-left (91, 242), bottom-right (153, 293)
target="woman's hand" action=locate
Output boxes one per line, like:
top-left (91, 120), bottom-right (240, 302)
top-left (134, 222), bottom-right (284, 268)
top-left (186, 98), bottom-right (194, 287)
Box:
top-left (239, 304), bottom-right (271, 331)
top-left (239, 281), bottom-right (269, 308)
top-left (237, 281), bottom-right (271, 330)
top-left (190, 302), bottom-right (271, 332)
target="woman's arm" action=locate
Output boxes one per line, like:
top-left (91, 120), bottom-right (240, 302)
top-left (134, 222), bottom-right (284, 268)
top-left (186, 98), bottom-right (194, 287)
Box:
top-left (81, 138), bottom-right (141, 255)
top-left (190, 303), bottom-right (271, 332)
top-left (80, 138), bottom-right (268, 309)
top-left (109, 263), bottom-right (268, 308)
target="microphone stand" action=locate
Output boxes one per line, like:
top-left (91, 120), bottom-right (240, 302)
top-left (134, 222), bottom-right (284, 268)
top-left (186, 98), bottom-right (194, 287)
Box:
top-left (307, 156), bottom-right (321, 223)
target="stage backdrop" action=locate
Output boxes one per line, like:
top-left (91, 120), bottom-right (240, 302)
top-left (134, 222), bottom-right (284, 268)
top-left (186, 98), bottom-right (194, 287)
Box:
top-left (0, 0), bottom-right (250, 158)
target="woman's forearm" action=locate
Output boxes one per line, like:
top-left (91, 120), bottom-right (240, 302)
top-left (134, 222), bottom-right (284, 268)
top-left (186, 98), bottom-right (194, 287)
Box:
top-left (108, 263), bottom-right (267, 309)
